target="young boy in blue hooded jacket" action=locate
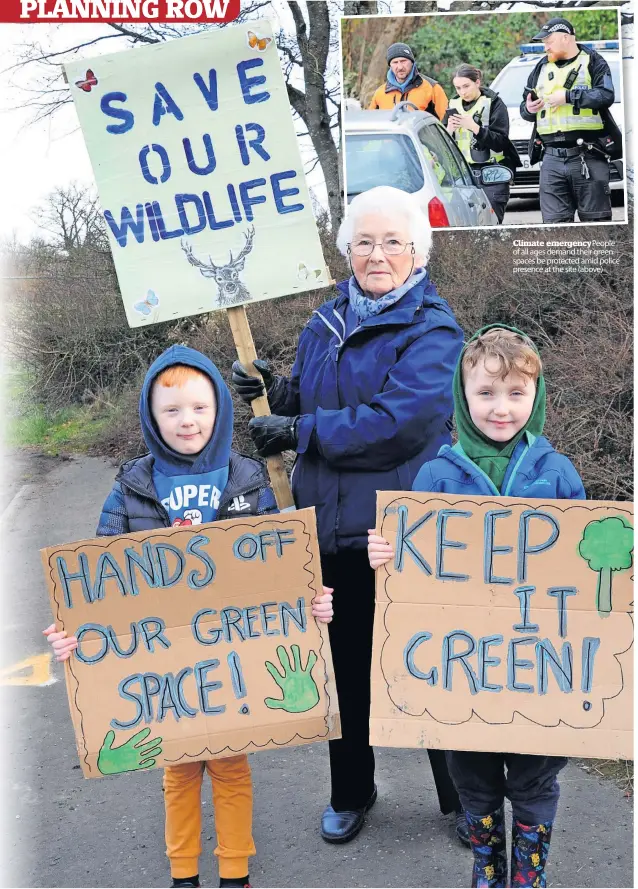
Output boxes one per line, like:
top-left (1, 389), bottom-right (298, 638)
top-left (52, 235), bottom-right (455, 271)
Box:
top-left (368, 326), bottom-right (585, 889)
top-left (44, 345), bottom-right (334, 889)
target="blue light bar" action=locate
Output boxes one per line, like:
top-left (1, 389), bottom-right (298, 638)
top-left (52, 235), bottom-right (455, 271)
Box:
top-left (519, 39), bottom-right (618, 54)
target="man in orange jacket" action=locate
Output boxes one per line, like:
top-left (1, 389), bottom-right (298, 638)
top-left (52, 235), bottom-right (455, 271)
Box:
top-left (368, 42), bottom-right (448, 119)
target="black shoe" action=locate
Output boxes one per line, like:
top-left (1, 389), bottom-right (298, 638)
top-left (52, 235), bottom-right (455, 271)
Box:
top-left (219, 878), bottom-right (251, 888)
top-left (321, 785), bottom-right (378, 844)
top-left (171, 880), bottom-right (200, 888)
top-left (454, 808), bottom-right (471, 848)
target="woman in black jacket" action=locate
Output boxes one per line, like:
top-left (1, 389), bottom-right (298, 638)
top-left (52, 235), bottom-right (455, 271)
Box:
top-left (444, 64), bottom-right (521, 224)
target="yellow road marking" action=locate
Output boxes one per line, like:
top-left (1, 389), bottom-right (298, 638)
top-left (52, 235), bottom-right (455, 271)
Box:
top-left (0, 653), bottom-right (55, 687)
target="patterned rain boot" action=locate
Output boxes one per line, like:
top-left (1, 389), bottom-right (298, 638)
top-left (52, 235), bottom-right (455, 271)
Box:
top-left (511, 818), bottom-right (553, 888)
top-left (465, 807), bottom-right (507, 888)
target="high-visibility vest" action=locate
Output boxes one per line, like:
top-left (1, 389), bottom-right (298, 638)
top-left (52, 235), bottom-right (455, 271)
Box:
top-left (449, 95), bottom-right (505, 164)
top-left (422, 146), bottom-right (447, 185)
top-left (536, 50), bottom-right (604, 136)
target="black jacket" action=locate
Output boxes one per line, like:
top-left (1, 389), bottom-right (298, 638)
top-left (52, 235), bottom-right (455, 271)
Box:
top-left (519, 44), bottom-right (622, 157)
top-left (97, 450), bottom-right (277, 535)
top-left (443, 88), bottom-right (521, 170)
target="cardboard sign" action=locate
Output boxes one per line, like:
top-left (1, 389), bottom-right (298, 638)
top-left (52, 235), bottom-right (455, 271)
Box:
top-left (41, 508), bottom-right (339, 778)
top-left (371, 493), bottom-right (633, 759)
top-left (63, 21), bottom-right (329, 328)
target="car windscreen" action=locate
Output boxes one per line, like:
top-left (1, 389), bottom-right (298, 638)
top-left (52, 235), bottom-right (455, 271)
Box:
top-left (490, 58), bottom-right (621, 107)
top-left (346, 133), bottom-right (425, 196)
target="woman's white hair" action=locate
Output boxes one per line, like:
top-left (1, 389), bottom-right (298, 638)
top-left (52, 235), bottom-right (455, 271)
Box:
top-left (336, 186), bottom-right (433, 265)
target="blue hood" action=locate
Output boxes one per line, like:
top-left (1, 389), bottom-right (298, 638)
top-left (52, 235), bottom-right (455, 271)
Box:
top-left (139, 345), bottom-right (233, 477)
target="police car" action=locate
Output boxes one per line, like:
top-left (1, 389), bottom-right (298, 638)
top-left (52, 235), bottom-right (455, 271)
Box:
top-left (489, 40), bottom-right (624, 196)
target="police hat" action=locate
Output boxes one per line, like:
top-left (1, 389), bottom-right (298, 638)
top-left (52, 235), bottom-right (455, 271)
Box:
top-left (532, 17), bottom-right (575, 41)
top-left (386, 43), bottom-right (416, 64)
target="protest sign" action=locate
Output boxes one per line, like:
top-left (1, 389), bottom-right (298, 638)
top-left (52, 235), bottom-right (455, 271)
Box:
top-left (63, 20), bottom-right (329, 328)
top-left (371, 493), bottom-right (633, 759)
top-left (41, 508), bottom-right (339, 778)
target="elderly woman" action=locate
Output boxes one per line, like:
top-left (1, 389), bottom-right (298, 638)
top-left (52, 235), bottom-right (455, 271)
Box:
top-left (231, 186), bottom-right (467, 846)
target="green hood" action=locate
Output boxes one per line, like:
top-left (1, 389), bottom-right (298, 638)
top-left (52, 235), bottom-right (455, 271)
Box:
top-left (453, 323), bottom-right (546, 491)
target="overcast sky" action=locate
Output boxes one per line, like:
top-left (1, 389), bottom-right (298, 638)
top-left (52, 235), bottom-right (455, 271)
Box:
top-left (0, 23), bottom-right (105, 243)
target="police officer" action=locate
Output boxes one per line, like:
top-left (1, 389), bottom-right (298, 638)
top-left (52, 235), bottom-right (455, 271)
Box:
top-left (368, 42), bottom-right (449, 119)
top-left (443, 64), bottom-right (521, 224)
top-left (520, 17), bottom-right (622, 223)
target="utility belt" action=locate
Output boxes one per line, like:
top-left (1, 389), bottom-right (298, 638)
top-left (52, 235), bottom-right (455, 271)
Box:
top-left (529, 132), bottom-right (615, 166)
top-left (543, 144), bottom-right (583, 158)
top-left (534, 138), bottom-right (612, 182)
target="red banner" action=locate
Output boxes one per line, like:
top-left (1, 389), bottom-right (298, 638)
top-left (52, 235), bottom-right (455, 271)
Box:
top-left (3, 0), bottom-right (240, 23)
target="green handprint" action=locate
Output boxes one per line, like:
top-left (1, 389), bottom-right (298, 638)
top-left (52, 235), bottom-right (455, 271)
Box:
top-left (97, 728), bottom-right (163, 775)
top-left (264, 644), bottom-right (320, 713)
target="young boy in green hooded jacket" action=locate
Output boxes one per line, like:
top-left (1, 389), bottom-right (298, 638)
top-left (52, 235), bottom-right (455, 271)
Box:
top-left (368, 326), bottom-right (585, 889)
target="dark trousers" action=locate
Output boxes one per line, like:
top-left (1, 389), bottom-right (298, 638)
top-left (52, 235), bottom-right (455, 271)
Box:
top-left (321, 549), bottom-right (461, 815)
top-left (446, 750), bottom-right (568, 824)
top-left (482, 180), bottom-right (510, 225)
top-left (540, 150), bottom-right (612, 223)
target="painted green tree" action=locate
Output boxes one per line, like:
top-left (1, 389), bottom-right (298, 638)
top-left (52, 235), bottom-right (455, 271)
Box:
top-left (578, 517), bottom-right (633, 617)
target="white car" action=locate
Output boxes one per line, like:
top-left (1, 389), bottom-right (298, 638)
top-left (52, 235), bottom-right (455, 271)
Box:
top-left (489, 40), bottom-right (624, 196)
top-left (345, 106), bottom-right (510, 228)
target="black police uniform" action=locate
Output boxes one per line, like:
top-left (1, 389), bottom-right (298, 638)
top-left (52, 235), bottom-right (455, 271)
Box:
top-left (442, 88), bottom-right (521, 224)
top-left (520, 44), bottom-right (622, 223)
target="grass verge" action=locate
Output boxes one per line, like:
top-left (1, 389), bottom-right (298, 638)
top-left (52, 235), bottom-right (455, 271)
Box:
top-left (5, 371), bottom-right (143, 458)
top-left (6, 401), bottom-right (117, 454)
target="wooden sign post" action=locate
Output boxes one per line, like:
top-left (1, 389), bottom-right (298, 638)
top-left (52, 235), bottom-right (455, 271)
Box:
top-left (227, 305), bottom-right (294, 510)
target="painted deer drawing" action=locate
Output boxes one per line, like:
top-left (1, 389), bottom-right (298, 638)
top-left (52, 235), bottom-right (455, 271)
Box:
top-left (181, 226), bottom-right (255, 306)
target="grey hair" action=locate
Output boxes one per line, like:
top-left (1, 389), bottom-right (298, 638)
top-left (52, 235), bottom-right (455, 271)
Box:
top-left (336, 186), bottom-right (433, 265)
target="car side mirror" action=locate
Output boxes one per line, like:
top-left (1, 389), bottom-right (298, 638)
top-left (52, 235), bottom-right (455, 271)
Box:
top-left (479, 165), bottom-right (513, 185)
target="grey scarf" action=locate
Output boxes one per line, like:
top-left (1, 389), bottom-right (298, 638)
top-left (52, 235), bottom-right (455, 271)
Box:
top-left (348, 268), bottom-right (427, 322)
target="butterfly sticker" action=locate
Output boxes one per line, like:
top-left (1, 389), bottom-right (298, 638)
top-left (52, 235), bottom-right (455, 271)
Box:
top-left (247, 30), bottom-right (272, 52)
top-left (75, 69), bottom-right (98, 93)
top-left (297, 262), bottom-right (324, 282)
top-left (133, 289), bottom-right (160, 317)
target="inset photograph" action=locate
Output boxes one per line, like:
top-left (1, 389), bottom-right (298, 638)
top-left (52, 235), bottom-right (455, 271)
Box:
top-left (341, 8), bottom-right (625, 228)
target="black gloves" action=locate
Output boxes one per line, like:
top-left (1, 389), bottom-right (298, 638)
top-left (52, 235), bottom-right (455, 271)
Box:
top-left (231, 359), bottom-right (287, 412)
top-left (233, 360), bottom-right (296, 455)
top-left (231, 359), bottom-right (272, 402)
top-left (249, 415), bottom-right (299, 457)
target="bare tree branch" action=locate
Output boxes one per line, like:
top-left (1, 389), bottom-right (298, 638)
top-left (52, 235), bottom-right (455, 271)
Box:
top-left (106, 22), bottom-right (160, 43)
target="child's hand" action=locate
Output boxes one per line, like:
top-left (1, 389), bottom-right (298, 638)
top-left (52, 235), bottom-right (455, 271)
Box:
top-left (312, 586), bottom-right (334, 623)
top-left (368, 530), bottom-right (394, 570)
top-left (43, 623), bottom-right (78, 662)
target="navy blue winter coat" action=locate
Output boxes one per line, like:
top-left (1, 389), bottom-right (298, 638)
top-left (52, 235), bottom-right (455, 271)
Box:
top-left (413, 433), bottom-right (586, 500)
top-left (97, 450), bottom-right (277, 536)
top-left (271, 275), bottom-right (464, 553)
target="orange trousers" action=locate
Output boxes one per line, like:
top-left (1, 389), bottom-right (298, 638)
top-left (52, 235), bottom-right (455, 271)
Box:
top-left (163, 755), bottom-right (255, 880)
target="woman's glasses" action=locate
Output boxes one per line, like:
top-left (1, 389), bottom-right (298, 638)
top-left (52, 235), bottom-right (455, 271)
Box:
top-left (349, 238), bottom-right (414, 257)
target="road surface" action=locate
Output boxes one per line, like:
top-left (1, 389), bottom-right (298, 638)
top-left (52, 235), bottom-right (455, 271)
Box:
top-left (503, 196), bottom-right (626, 226)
